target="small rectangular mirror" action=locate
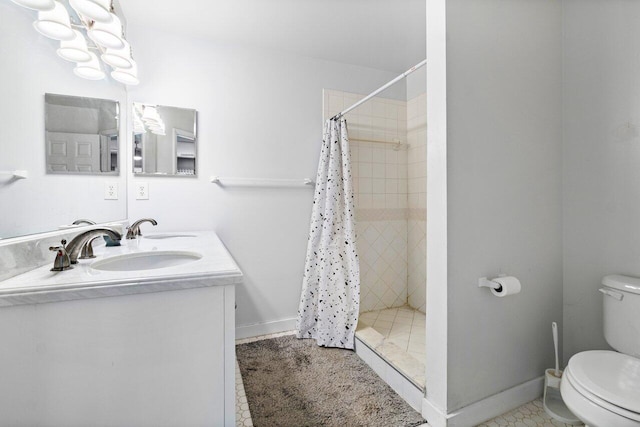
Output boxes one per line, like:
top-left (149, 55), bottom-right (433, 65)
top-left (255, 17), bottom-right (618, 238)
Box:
top-left (45, 93), bottom-right (120, 175)
top-left (132, 103), bottom-right (197, 177)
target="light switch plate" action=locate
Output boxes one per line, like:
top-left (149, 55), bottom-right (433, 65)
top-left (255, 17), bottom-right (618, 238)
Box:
top-left (136, 182), bottom-right (149, 200)
top-left (104, 182), bottom-right (118, 200)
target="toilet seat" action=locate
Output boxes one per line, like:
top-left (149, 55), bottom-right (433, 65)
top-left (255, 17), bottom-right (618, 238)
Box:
top-left (563, 350), bottom-right (640, 424)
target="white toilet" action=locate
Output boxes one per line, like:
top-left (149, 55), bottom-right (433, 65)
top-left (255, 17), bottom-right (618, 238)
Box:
top-left (560, 275), bottom-right (640, 427)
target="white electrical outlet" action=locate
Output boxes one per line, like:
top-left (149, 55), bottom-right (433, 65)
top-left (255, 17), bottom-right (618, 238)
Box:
top-left (136, 182), bottom-right (149, 200)
top-left (104, 182), bottom-right (118, 200)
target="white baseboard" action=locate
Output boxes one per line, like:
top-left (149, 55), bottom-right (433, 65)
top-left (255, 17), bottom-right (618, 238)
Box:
top-left (422, 376), bottom-right (544, 427)
top-left (235, 317), bottom-right (297, 339)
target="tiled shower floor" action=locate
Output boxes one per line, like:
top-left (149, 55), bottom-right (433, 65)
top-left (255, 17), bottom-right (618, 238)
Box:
top-left (356, 305), bottom-right (426, 388)
top-left (360, 306), bottom-right (426, 360)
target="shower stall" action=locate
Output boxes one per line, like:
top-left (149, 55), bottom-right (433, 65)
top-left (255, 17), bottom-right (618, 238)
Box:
top-left (323, 74), bottom-right (427, 389)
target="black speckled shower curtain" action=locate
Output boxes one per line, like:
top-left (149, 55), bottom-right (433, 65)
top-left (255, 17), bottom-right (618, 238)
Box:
top-left (296, 117), bottom-right (360, 349)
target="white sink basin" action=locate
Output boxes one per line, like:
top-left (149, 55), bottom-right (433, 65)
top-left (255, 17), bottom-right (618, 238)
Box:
top-left (91, 251), bottom-right (202, 272)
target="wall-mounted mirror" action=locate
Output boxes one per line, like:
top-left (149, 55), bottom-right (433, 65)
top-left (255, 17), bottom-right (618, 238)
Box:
top-left (0, 2), bottom-right (127, 240)
top-left (132, 103), bottom-right (197, 177)
top-left (45, 94), bottom-right (119, 175)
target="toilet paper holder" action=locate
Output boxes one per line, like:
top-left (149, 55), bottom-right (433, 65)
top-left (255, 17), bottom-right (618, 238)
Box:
top-left (478, 275), bottom-right (506, 292)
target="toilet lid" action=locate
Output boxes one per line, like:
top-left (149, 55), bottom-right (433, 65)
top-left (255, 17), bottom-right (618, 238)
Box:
top-left (568, 350), bottom-right (640, 414)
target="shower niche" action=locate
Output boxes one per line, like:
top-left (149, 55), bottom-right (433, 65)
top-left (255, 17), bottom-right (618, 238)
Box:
top-left (323, 87), bottom-right (427, 390)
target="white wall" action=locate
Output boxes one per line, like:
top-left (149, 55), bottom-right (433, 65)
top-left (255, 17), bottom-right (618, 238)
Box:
top-left (428, 0), bottom-right (564, 413)
top-left (126, 28), bottom-right (403, 331)
top-left (562, 0), bottom-right (640, 361)
top-left (0, 3), bottom-right (127, 239)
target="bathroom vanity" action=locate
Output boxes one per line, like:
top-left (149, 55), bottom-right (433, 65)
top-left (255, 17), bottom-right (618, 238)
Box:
top-left (0, 231), bottom-right (241, 427)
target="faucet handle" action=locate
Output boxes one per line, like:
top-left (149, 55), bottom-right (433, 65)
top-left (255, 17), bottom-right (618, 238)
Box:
top-left (49, 239), bottom-right (72, 271)
top-left (48, 239), bottom-right (67, 252)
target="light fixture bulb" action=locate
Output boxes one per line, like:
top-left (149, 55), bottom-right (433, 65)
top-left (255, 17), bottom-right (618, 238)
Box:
top-left (10, 0), bottom-right (55, 11)
top-left (69, 0), bottom-right (112, 24)
top-left (111, 61), bottom-right (139, 85)
top-left (101, 40), bottom-right (133, 69)
top-left (73, 52), bottom-right (105, 80)
top-left (88, 13), bottom-right (124, 49)
top-left (33, 1), bottom-right (74, 41)
top-left (56, 29), bottom-right (91, 63)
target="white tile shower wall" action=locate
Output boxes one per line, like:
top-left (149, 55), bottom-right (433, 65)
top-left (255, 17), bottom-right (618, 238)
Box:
top-left (357, 219), bottom-right (408, 311)
top-left (407, 93), bottom-right (427, 313)
top-left (323, 89), bottom-right (409, 312)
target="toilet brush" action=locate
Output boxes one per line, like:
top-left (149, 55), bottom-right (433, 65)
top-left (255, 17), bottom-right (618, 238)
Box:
top-left (544, 321), bottom-right (582, 424)
top-left (552, 321), bottom-right (559, 377)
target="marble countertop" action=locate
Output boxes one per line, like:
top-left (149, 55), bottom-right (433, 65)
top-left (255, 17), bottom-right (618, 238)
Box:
top-left (0, 231), bottom-right (242, 307)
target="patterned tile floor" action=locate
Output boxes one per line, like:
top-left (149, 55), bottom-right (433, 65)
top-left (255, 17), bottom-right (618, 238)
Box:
top-left (478, 399), bottom-right (583, 427)
top-left (235, 360), bottom-right (253, 427)
top-left (235, 332), bottom-right (578, 427)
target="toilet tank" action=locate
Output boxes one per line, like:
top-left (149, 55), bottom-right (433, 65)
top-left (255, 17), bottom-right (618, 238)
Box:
top-left (601, 275), bottom-right (640, 357)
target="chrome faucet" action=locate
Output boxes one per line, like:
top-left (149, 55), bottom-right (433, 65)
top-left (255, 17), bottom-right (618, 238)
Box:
top-left (126, 218), bottom-right (157, 239)
top-left (49, 239), bottom-right (72, 271)
top-left (66, 228), bottom-right (122, 264)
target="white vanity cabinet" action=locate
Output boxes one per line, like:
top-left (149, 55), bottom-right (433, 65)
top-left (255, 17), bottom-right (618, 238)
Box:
top-left (0, 231), bottom-right (240, 427)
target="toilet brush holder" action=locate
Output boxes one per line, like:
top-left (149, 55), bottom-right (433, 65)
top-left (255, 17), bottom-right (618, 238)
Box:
top-left (543, 369), bottom-right (582, 425)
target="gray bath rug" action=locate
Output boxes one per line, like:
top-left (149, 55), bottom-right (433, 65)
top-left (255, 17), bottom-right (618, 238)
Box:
top-left (236, 335), bottom-right (426, 427)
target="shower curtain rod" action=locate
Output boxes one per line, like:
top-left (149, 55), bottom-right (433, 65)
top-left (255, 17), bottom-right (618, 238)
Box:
top-left (331, 58), bottom-right (427, 120)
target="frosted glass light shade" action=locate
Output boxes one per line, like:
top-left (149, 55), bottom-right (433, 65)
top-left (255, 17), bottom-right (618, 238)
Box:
top-left (133, 122), bottom-right (146, 134)
top-left (141, 105), bottom-right (161, 123)
top-left (73, 52), bottom-right (105, 80)
top-left (33, 1), bottom-right (74, 41)
top-left (57, 30), bottom-right (91, 62)
top-left (111, 61), bottom-right (139, 85)
top-left (69, 0), bottom-right (112, 23)
top-left (88, 13), bottom-right (124, 49)
top-left (10, 0), bottom-right (55, 11)
top-left (101, 40), bottom-right (133, 69)
top-left (133, 109), bottom-right (146, 133)
top-left (150, 125), bottom-right (165, 136)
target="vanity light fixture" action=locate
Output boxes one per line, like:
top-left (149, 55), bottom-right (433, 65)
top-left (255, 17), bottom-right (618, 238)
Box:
top-left (133, 109), bottom-right (146, 134)
top-left (111, 66), bottom-right (139, 85)
top-left (101, 40), bottom-right (133, 69)
top-left (149, 125), bottom-right (166, 136)
top-left (73, 52), bottom-right (105, 80)
top-left (8, 0), bottom-right (139, 85)
top-left (138, 104), bottom-right (166, 135)
top-left (57, 29), bottom-right (92, 62)
top-left (10, 0), bottom-right (54, 11)
top-left (33, 1), bottom-right (75, 41)
top-left (88, 13), bottom-right (124, 49)
top-left (69, 0), bottom-right (112, 24)
top-left (141, 105), bottom-right (161, 124)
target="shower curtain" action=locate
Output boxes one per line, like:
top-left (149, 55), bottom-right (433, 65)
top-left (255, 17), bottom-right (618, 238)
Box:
top-left (296, 117), bottom-right (360, 349)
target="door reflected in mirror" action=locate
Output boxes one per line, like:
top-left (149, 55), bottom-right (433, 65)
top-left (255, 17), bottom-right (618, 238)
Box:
top-left (132, 103), bottom-right (197, 177)
top-left (45, 94), bottom-right (120, 175)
